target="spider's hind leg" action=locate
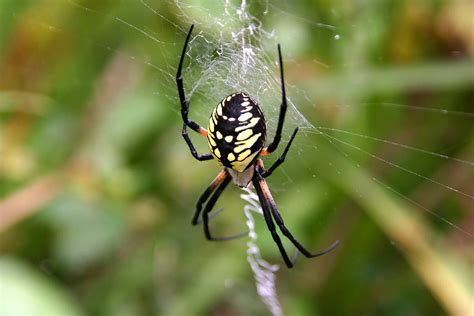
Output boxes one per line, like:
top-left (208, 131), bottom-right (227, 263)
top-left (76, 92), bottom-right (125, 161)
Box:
top-left (252, 171), bottom-right (293, 268)
top-left (253, 159), bottom-right (339, 267)
top-left (269, 200), bottom-right (340, 258)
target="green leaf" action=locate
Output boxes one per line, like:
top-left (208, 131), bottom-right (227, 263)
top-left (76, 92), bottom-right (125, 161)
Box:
top-left (0, 256), bottom-right (85, 316)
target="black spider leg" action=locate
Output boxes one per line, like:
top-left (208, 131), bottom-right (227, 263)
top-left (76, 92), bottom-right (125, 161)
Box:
top-left (195, 207), bottom-right (225, 225)
top-left (177, 24), bottom-right (204, 134)
top-left (202, 175), bottom-right (248, 241)
top-left (263, 127), bottom-right (298, 178)
top-left (265, 44), bottom-right (288, 154)
top-left (252, 169), bottom-right (294, 268)
top-left (192, 170), bottom-right (228, 225)
top-left (253, 160), bottom-right (340, 268)
top-left (177, 24), bottom-right (213, 161)
top-left (181, 124), bottom-right (213, 161)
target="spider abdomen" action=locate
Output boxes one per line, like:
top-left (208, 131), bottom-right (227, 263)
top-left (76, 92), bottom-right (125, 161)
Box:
top-left (207, 92), bottom-right (266, 172)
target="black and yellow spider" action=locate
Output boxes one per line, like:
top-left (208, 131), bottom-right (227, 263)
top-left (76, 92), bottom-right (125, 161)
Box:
top-left (177, 25), bottom-right (339, 268)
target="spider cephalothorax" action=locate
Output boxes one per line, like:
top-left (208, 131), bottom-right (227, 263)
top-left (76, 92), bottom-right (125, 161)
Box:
top-left (176, 25), bottom-right (339, 268)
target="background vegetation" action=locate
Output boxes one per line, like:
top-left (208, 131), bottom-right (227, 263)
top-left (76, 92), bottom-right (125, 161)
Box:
top-left (0, 0), bottom-right (472, 315)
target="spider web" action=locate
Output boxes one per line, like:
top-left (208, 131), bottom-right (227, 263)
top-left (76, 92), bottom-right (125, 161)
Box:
top-left (163, 0), bottom-right (473, 234)
top-left (3, 0), bottom-right (473, 314)
top-left (134, 2), bottom-right (473, 315)
top-left (171, 0), bottom-right (308, 132)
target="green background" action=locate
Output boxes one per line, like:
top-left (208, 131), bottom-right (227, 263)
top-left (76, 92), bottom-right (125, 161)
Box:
top-left (0, 1), bottom-right (472, 315)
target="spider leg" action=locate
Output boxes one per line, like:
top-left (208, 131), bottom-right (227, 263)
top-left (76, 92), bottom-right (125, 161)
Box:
top-left (182, 124), bottom-right (213, 161)
top-left (176, 24), bottom-right (208, 137)
top-left (255, 160), bottom-right (340, 266)
top-left (202, 174), bottom-right (248, 241)
top-left (192, 170), bottom-right (228, 225)
top-left (261, 44), bottom-right (287, 156)
top-left (195, 207), bottom-right (225, 225)
top-left (267, 193), bottom-right (340, 258)
top-left (263, 127), bottom-right (299, 178)
top-left (252, 170), bottom-right (293, 268)
top-left (177, 25), bottom-right (213, 161)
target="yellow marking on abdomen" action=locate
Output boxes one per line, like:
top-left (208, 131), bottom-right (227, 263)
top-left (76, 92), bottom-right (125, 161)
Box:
top-left (237, 149), bottom-right (252, 161)
top-left (238, 112), bottom-right (253, 121)
top-left (212, 111), bottom-right (218, 124)
top-left (208, 136), bottom-right (216, 147)
top-left (233, 133), bottom-right (261, 153)
top-left (236, 129), bottom-right (253, 141)
top-left (235, 117), bottom-right (260, 132)
top-left (208, 117), bottom-right (215, 132)
top-left (232, 150), bottom-right (260, 172)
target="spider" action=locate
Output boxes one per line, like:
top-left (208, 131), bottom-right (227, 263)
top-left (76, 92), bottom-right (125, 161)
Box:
top-left (177, 25), bottom-right (339, 268)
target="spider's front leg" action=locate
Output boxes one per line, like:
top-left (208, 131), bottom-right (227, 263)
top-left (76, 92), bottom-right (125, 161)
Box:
top-left (261, 44), bottom-right (288, 156)
top-left (177, 25), bottom-right (212, 161)
top-left (176, 25), bottom-right (208, 136)
top-left (181, 123), bottom-right (213, 161)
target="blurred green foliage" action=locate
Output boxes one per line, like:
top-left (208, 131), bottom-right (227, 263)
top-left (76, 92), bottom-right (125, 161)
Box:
top-left (0, 1), bottom-right (473, 315)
